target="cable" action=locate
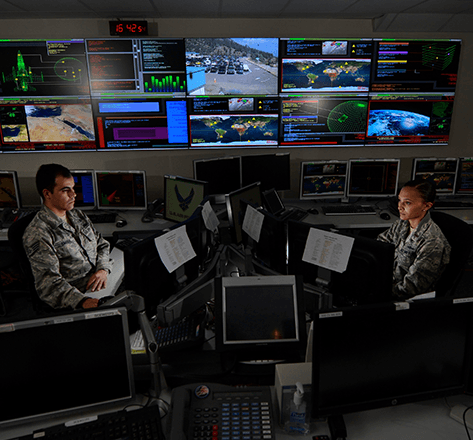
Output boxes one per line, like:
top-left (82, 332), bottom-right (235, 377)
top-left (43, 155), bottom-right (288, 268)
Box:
top-left (463, 405), bottom-right (473, 440)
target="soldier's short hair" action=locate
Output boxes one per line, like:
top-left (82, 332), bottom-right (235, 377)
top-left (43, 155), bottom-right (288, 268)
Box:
top-left (36, 164), bottom-right (72, 200)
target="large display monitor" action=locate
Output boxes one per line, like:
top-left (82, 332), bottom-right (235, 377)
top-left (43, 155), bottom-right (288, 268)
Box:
top-left (92, 97), bottom-right (188, 150)
top-left (457, 157), bottom-right (473, 195)
top-left (85, 38), bottom-right (186, 97)
top-left (0, 170), bottom-right (21, 209)
top-left (225, 181), bottom-right (263, 244)
top-left (411, 157), bottom-right (459, 195)
top-left (347, 158), bottom-right (400, 198)
top-left (279, 38), bottom-right (373, 94)
top-left (0, 307), bottom-right (135, 429)
top-left (164, 174), bottom-right (208, 223)
top-left (188, 96), bottom-right (279, 148)
top-left (70, 169), bottom-right (96, 209)
top-left (185, 38), bottom-right (278, 96)
top-left (193, 156), bottom-right (242, 197)
top-left (311, 298), bottom-right (473, 423)
top-left (95, 170), bottom-right (147, 210)
top-left (365, 93), bottom-right (455, 146)
top-left (241, 152), bottom-right (290, 191)
top-left (215, 275), bottom-right (306, 360)
top-left (299, 160), bottom-right (347, 200)
top-left (279, 94), bottom-right (368, 147)
top-left (370, 39), bottom-right (462, 94)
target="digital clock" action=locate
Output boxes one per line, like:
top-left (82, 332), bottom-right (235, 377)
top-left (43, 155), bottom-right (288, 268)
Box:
top-left (109, 20), bottom-right (148, 36)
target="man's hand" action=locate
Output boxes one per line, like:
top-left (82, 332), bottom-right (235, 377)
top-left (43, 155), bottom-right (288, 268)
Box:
top-left (82, 298), bottom-right (99, 309)
top-left (86, 269), bottom-right (108, 292)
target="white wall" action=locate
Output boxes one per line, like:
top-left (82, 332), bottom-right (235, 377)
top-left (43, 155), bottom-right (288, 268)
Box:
top-left (0, 18), bottom-right (471, 204)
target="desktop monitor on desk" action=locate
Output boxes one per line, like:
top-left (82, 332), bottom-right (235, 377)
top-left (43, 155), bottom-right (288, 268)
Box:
top-left (0, 307), bottom-right (135, 430)
top-left (70, 170), bottom-right (96, 209)
top-left (241, 152), bottom-right (291, 192)
top-left (311, 298), bottom-right (473, 421)
top-left (347, 158), bottom-right (400, 198)
top-left (412, 157), bottom-right (459, 195)
top-left (164, 175), bottom-right (208, 223)
top-left (457, 157), bottom-right (473, 195)
top-left (95, 170), bottom-right (147, 210)
top-left (215, 275), bottom-right (306, 360)
top-left (287, 220), bottom-right (394, 307)
top-left (299, 160), bottom-right (347, 200)
top-left (0, 170), bottom-right (21, 209)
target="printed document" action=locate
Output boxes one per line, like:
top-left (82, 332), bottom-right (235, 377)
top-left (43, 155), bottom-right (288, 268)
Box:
top-left (155, 225), bottom-right (196, 273)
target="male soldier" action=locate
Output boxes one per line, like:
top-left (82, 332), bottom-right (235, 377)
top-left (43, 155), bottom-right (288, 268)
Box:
top-left (23, 164), bottom-right (112, 309)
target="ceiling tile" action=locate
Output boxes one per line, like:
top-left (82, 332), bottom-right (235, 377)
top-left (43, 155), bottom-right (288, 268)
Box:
top-left (152, 0), bottom-right (220, 17)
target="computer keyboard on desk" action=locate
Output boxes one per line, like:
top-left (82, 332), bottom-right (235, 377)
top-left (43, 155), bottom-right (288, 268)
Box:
top-left (87, 212), bottom-right (117, 223)
top-left (434, 200), bottom-right (473, 210)
top-left (323, 204), bottom-right (377, 215)
top-left (281, 208), bottom-right (308, 222)
top-left (12, 405), bottom-right (163, 440)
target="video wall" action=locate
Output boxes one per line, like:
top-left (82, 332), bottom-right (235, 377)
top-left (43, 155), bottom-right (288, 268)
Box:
top-left (0, 37), bottom-right (461, 152)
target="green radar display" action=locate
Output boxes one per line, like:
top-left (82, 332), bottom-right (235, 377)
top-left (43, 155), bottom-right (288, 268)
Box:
top-left (327, 100), bottom-right (368, 133)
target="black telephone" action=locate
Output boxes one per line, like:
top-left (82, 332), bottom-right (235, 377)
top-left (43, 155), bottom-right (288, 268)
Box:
top-left (142, 198), bottom-right (164, 222)
top-left (168, 383), bottom-right (274, 440)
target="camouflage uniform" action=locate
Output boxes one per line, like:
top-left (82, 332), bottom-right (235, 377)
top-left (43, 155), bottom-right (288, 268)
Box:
top-left (23, 206), bottom-right (112, 309)
top-left (377, 211), bottom-right (451, 299)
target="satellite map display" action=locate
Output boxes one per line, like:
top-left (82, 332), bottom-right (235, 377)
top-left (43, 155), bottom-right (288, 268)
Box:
top-left (302, 175), bottom-right (346, 196)
top-left (281, 58), bottom-right (371, 92)
top-left (190, 114), bottom-right (278, 147)
top-left (367, 109), bottom-right (430, 137)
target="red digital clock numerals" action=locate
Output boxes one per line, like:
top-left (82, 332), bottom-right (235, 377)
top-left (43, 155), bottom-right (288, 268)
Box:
top-left (109, 21), bottom-right (148, 36)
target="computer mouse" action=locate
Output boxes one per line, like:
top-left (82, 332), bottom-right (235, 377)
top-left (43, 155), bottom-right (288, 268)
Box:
top-left (380, 212), bottom-right (391, 221)
top-left (116, 219), bottom-right (127, 228)
top-left (308, 208), bottom-right (319, 215)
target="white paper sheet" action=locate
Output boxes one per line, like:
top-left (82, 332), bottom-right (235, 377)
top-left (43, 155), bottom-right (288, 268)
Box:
top-left (302, 227), bottom-right (354, 273)
top-left (154, 225), bottom-right (196, 273)
top-left (242, 205), bottom-right (264, 242)
top-left (202, 200), bottom-right (220, 232)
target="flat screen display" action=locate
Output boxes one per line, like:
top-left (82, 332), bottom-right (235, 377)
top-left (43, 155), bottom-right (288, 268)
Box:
top-left (300, 160), bottom-right (347, 200)
top-left (70, 170), bottom-right (96, 209)
top-left (412, 157), bottom-right (458, 194)
top-left (0, 170), bottom-right (21, 209)
top-left (95, 170), bottom-right (147, 209)
top-left (457, 157), bottom-right (473, 195)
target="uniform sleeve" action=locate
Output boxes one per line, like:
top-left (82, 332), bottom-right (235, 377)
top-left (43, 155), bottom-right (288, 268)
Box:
top-left (393, 237), bottom-right (450, 299)
top-left (81, 211), bottom-right (112, 274)
top-left (23, 228), bottom-right (86, 309)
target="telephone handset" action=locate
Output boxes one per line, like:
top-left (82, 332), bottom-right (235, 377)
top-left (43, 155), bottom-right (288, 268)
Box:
top-left (142, 198), bottom-right (165, 223)
top-left (168, 383), bottom-right (274, 440)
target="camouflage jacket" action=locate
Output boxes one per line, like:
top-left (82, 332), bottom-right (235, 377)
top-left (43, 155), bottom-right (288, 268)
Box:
top-left (23, 206), bottom-right (112, 309)
top-left (377, 212), bottom-right (451, 299)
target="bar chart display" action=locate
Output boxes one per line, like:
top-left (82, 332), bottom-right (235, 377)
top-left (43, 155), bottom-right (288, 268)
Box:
top-left (143, 73), bottom-right (186, 93)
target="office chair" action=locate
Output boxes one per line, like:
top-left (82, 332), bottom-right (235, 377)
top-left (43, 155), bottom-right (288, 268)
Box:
top-left (7, 212), bottom-right (52, 313)
top-left (430, 211), bottom-right (473, 297)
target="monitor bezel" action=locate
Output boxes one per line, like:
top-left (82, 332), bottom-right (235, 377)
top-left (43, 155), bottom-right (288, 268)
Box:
top-left (299, 160), bottom-right (348, 200)
top-left (346, 158), bottom-right (400, 198)
top-left (94, 170), bottom-right (148, 210)
top-left (0, 307), bottom-right (135, 429)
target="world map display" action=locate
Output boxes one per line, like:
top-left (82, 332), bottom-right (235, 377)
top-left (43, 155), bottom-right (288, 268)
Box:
top-left (190, 115), bottom-right (278, 146)
top-left (282, 59), bottom-right (371, 92)
top-left (302, 176), bottom-right (346, 195)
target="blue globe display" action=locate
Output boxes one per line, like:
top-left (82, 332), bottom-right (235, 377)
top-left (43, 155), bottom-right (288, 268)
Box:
top-left (368, 109), bottom-right (430, 137)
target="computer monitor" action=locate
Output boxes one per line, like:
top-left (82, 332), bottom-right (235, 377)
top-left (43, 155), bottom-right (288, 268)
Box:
top-left (311, 298), bottom-right (473, 422)
top-left (188, 96), bottom-right (279, 148)
top-left (225, 181), bottom-right (263, 244)
top-left (299, 160), bottom-right (347, 200)
top-left (70, 170), bottom-right (96, 209)
top-left (457, 157), bottom-right (473, 195)
top-left (412, 157), bottom-right (459, 195)
top-left (185, 38), bottom-right (278, 96)
top-left (241, 153), bottom-right (291, 191)
top-left (287, 220), bottom-right (394, 307)
top-left (164, 175), bottom-right (208, 223)
top-left (0, 170), bottom-right (21, 209)
top-left (215, 275), bottom-right (306, 360)
top-left (347, 158), bottom-right (400, 198)
top-left (193, 156), bottom-right (242, 198)
top-left (123, 208), bottom-right (205, 318)
top-left (0, 307), bottom-right (135, 429)
top-left (95, 170), bottom-right (147, 210)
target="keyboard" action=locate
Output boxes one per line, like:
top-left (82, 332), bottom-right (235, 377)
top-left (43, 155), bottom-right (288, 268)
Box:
top-left (87, 212), bottom-right (117, 223)
top-left (323, 204), bottom-right (377, 215)
top-left (114, 236), bottom-right (143, 251)
top-left (0, 208), bottom-right (38, 228)
top-left (280, 208), bottom-right (308, 222)
top-left (12, 405), bottom-right (164, 440)
top-left (434, 200), bottom-right (473, 210)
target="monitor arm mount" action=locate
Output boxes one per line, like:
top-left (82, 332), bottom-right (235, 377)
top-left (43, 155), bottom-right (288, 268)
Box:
top-left (103, 291), bottom-right (165, 401)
